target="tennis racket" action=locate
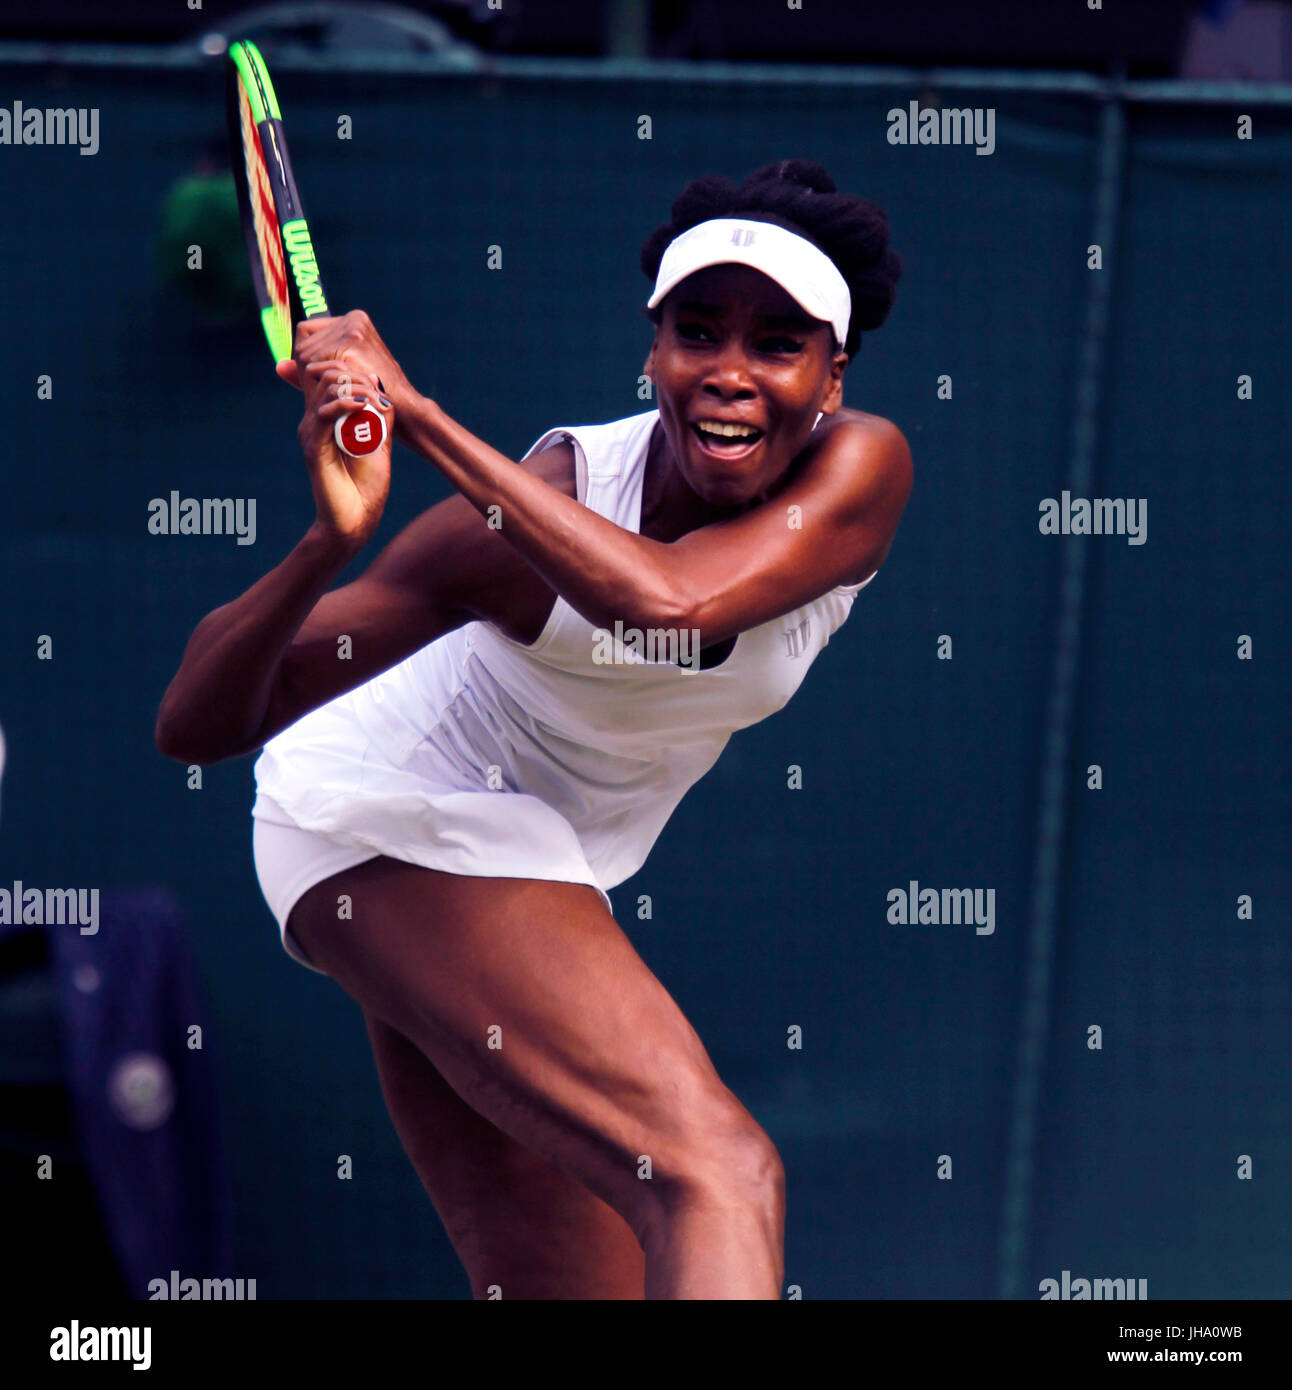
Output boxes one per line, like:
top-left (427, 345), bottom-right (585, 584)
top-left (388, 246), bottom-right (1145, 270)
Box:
top-left (226, 39), bottom-right (387, 458)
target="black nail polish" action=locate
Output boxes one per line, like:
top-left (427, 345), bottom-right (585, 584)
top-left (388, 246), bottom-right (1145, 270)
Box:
top-left (378, 396), bottom-right (392, 409)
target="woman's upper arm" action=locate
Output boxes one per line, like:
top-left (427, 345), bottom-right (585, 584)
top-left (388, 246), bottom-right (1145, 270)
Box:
top-left (255, 441), bottom-right (577, 746)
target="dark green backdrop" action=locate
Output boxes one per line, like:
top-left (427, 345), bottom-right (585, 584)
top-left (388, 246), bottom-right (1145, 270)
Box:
top-left (1, 54), bottom-right (1288, 1298)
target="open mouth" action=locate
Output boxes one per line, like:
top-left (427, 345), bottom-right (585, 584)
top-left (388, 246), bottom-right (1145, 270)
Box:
top-left (690, 420), bottom-right (765, 456)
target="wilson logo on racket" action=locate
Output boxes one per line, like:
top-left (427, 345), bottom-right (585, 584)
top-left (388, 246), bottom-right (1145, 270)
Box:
top-left (282, 220), bottom-right (327, 317)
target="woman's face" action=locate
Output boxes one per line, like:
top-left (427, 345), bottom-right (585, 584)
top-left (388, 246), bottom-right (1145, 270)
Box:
top-left (644, 263), bottom-right (847, 508)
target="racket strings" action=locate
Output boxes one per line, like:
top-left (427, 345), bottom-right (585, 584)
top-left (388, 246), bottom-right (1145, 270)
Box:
top-left (237, 77), bottom-right (292, 359)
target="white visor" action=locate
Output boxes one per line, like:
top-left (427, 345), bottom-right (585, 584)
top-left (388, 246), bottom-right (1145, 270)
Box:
top-left (646, 217), bottom-right (850, 350)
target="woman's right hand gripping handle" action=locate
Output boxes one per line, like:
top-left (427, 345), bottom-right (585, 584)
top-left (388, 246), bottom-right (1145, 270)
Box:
top-left (299, 364), bottom-right (394, 551)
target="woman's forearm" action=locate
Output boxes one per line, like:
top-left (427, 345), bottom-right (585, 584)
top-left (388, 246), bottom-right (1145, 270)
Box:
top-left (155, 522), bottom-right (361, 765)
top-left (398, 395), bottom-right (680, 632)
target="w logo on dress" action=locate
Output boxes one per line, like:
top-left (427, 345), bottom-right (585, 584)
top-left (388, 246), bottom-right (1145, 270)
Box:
top-left (730, 226), bottom-right (758, 246)
top-left (782, 616), bottom-right (811, 658)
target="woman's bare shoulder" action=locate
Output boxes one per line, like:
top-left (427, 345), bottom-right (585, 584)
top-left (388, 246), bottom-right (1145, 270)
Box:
top-left (813, 408), bottom-right (912, 479)
top-left (824, 406), bottom-right (902, 435)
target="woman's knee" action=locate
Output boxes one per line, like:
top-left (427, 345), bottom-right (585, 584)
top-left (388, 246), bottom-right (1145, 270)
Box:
top-left (625, 1091), bottom-right (785, 1238)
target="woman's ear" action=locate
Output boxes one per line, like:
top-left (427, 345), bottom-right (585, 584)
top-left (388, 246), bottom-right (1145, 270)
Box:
top-left (832, 347), bottom-right (852, 399)
top-left (818, 351), bottom-right (847, 413)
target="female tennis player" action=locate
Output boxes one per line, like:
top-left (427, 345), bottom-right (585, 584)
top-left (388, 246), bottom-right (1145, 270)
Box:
top-left (157, 160), bottom-right (909, 1299)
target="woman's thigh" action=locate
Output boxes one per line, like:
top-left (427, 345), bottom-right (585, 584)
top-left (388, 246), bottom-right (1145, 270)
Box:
top-left (364, 1010), bottom-right (644, 1298)
top-left (286, 857), bottom-right (776, 1242)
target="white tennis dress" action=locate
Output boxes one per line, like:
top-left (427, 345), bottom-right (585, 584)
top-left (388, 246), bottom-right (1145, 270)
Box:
top-left (252, 408), bottom-right (877, 971)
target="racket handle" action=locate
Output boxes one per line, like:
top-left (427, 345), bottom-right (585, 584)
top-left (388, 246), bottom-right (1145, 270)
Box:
top-left (334, 406), bottom-right (388, 458)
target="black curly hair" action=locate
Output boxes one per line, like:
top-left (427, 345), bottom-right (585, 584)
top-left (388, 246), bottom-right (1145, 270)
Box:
top-left (640, 159), bottom-right (902, 362)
